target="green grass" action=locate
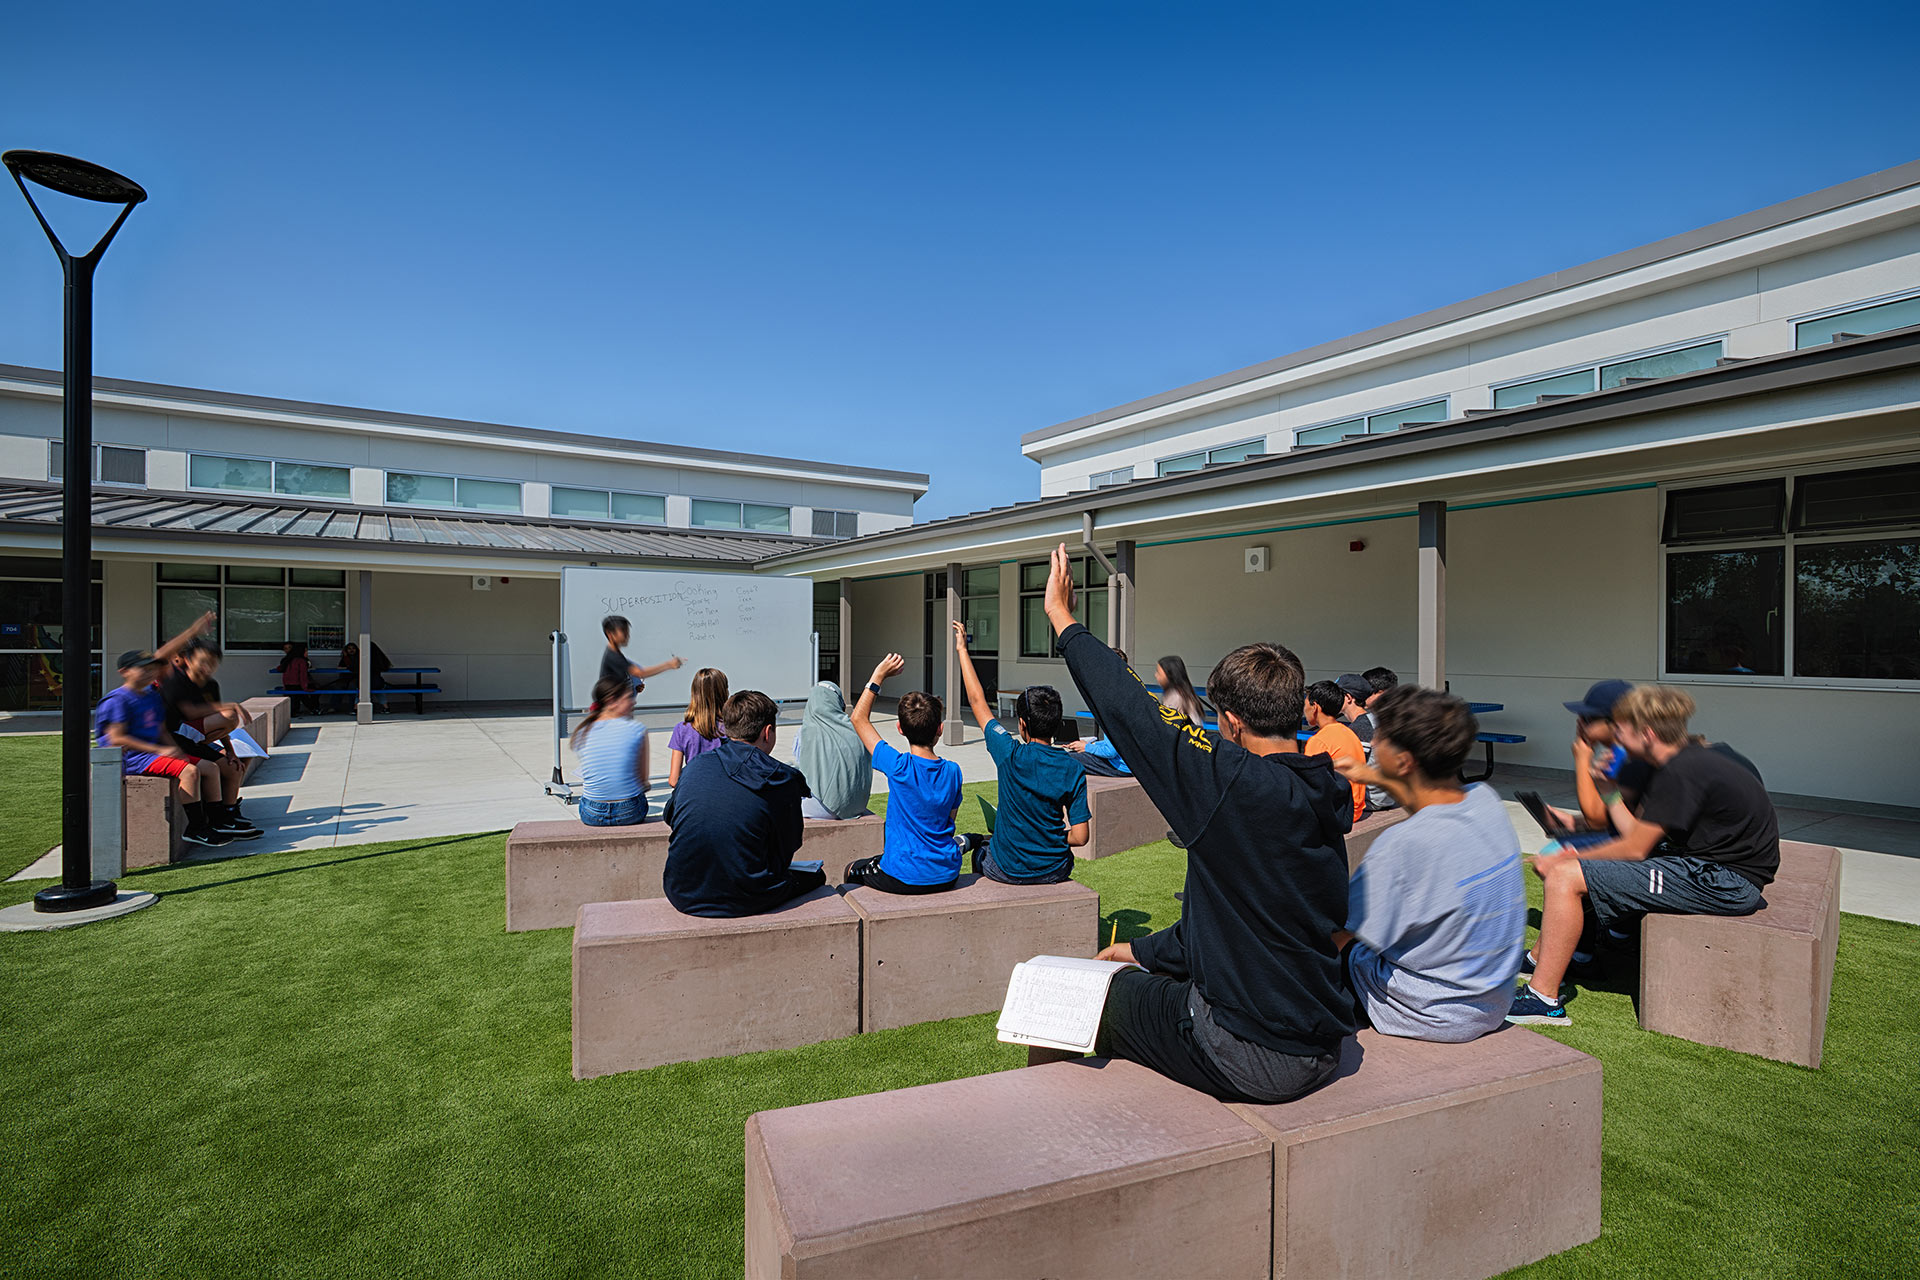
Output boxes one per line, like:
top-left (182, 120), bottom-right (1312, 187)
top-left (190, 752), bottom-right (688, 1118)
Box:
top-left (2, 736), bottom-right (1917, 1277)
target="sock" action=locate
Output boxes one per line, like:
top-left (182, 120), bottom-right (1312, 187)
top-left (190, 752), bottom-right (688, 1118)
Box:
top-left (184, 801), bottom-right (207, 830)
top-left (1525, 982), bottom-right (1561, 1007)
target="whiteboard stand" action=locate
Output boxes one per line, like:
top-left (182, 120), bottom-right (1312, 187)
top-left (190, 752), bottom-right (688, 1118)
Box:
top-left (545, 629), bottom-right (577, 803)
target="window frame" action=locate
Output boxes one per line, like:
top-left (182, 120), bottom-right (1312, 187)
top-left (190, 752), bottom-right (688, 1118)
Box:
top-left (48, 441), bottom-right (148, 488)
top-left (1154, 437), bottom-right (1266, 478)
top-left (154, 561), bottom-right (350, 654)
top-left (1293, 395), bottom-right (1451, 448)
top-left (1489, 336), bottom-right (1728, 408)
top-left (810, 508), bottom-right (860, 538)
top-left (548, 484), bottom-right (669, 525)
top-left (1015, 554), bottom-right (1109, 659)
top-left (1792, 288), bottom-right (1920, 349)
top-left (1656, 455), bottom-right (1920, 691)
top-left (187, 450), bottom-right (355, 502)
top-left (687, 496), bottom-right (792, 533)
top-left (1089, 466), bottom-right (1134, 489)
top-left (383, 468), bottom-right (524, 514)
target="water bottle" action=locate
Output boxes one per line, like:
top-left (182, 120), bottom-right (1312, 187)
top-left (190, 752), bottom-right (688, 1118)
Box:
top-left (1594, 744), bottom-right (1626, 780)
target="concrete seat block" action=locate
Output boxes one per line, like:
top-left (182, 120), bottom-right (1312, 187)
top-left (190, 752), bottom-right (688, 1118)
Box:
top-left (845, 873), bottom-right (1100, 1031)
top-left (1346, 807), bottom-right (1410, 872)
top-left (572, 888), bottom-right (860, 1079)
top-left (123, 774), bottom-right (181, 869)
top-left (1230, 1027), bottom-right (1602, 1280)
top-left (1081, 776), bottom-right (1166, 859)
top-left (745, 1058), bottom-right (1273, 1279)
top-left (1639, 840), bottom-right (1842, 1067)
top-left (240, 696), bottom-right (290, 748)
top-left (505, 813), bottom-right (883, 933)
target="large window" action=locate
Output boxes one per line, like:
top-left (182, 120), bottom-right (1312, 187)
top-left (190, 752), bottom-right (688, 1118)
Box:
top-left (922, 567), bottom-right (1002, 702)
top-left (1089, 467), bottom-right (1134, 489)
top-left (157, 563), bottom-right (348, 653)
top-left (190, 453), bottom-right (351, 500)
top-left (1493, 340), bottom-right (1723, 409)
top-left (1295, 398), bottom-right (1448, 447)
top-left (386, 471), bottom-right (522, 513)
top-left (691, 499), bottom-right (790, 532)
top-left (1156, 439), bottom-right (1265, 478)
top-left (1018, 556), bottom-right (1108, 658)
top-left (550, 485), bottom-right (666, 524)
top-left (811, 508), bottom-right (859, 538)
top-left (1662, 462), bottom-right (1920, 683)
top-left (49, 442), bottom-right (146, 487)
top-left (1796, 293), bottom-right (1920, 349)
top-left (0, 556), bottom-right (102, 711)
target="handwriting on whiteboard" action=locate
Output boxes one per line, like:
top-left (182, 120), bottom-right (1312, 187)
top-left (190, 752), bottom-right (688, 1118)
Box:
top-left (599, 580), bottom-right (774, 646)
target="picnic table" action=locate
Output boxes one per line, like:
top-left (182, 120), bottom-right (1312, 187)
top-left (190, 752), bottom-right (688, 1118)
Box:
top-left (269, 666), bottom-right (442, 715)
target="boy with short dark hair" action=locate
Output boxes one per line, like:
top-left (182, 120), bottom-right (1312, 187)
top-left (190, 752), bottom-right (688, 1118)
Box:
top-left (1362, 667), bottom-right (1398, 707)
top-left (662, 688), bottom-right (825, 917)
top-left (162, 641), bottom-right (261, 840)
top-left (843, 653), bottom-right (964, 894)
top-left (95, 611), bottom-right (231, 848)
top-left (950, 621), bottom-right (1090, 884)
top-left (1304, 680), bottom-right (1366, 824)
top-left (1509, 685), bottom-right (1779, 1025)
top-left (1333, 687), bottom-right (1524, 1041)
top-left (599, 614), bottom-right (684, 698)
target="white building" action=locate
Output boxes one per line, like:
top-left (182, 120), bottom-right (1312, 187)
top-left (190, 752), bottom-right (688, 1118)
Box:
top-left (0, 370), bottom-right (925, 709)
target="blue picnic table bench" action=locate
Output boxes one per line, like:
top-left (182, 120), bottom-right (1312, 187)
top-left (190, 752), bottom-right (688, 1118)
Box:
top-left (268, 666), bottom-right (442, 715)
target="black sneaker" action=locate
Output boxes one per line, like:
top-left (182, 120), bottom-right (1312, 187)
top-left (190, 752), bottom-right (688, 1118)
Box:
top-left (215, 814), bottom-right (263, 839)
top-left (183, 826), bottom-right (233, 848)
top-left (1506, 984), bottom-right (1571, 1026)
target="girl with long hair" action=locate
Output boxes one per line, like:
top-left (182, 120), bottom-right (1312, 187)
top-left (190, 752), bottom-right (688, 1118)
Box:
top-left (571, 675), bottom-right (651, 826)
top-left (667, 667), bottom-right (729, 787)
top-left (1154, 654), bottom-right (1206, 726)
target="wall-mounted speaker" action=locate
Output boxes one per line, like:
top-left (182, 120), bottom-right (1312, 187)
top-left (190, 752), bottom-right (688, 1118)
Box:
top-left (1244, 545), bottom-right (1270, 574)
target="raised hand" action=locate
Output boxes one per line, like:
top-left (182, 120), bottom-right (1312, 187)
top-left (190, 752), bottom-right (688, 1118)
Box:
top-left (873, 653), bottom-right (905, 684)
top-left (950, 619), bottom-right (970, 653)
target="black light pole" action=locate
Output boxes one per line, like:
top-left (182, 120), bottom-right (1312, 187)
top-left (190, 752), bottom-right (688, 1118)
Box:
top-left (4, 150), bottom-right (147, 913)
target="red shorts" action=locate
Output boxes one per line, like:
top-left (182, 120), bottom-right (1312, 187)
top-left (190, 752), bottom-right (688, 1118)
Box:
top-left (139, 756), bottom-right (192, 779)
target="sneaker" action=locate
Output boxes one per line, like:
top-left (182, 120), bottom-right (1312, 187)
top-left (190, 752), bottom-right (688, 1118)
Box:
top-left (1518, 950), bottom-right (1595, 980)
top-left (215, 815), bottom-right (263, 839)
top-left (1506, 984), bottom-right (1571, 1026)
top-left (182, 826), bottom-right (233, 849)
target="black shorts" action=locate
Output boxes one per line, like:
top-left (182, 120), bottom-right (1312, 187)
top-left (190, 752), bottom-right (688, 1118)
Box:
top-left (177, 738), bottom-right (226, 763)
top-left (1578, 856), bottom-right (1765, 929)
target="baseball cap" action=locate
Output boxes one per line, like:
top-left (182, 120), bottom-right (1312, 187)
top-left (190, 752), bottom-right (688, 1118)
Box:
top-left (1335, 674), bottom-right (1373, 703)
top-left (1563, 678), bottom-right (1633, 720)
top-left (116, 649), bottom-right (162, 671)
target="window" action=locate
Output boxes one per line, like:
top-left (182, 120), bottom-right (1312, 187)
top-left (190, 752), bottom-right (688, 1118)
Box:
top-left (811, 508), bottom-right (859, 538)
top-left (1491, 369), bottom-right (1597, 409)
top-left (1296, 398), bottom-right (1448, 447)
top-left (923, 567), bottom-right (1002, 702)
top-left (1661, 462), bottom-right (1920, 683)
top-left (0, 556), bottom-right (103, 711)
top-left (691, 499), bottom-right (790, 532)
top-left (1491, 340), bottom-right (1724, 409)
top-left (190, 453), bottom-right (351, 500)
top-left (551, 485), bottom-right (667, 524)
top-left (1017, 556), bottom-right (1108, 657)
top-left (1155, 439), bottom-right (1265, 477)
top-left (156, 563), bottom-right (348, 652)
top-left (1089, 467), bottom-right (1134, 488)
top-left (386, 471), bottom-right (522, 513)
top-left (1796, 293), bottom-right (1920, 348)
top-left (49, 442), bottom-right (147, 487)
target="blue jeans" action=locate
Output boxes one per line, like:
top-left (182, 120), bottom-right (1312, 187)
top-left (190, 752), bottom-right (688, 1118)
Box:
top-left (579, 796), bottom-right (647, 827)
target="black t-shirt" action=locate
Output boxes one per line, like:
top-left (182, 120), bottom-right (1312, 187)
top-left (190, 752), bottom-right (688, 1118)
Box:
top-left (159, 669), bottom-right (213, 736)
top-left (1637, 743), bottom-right (1779, 888)
top-left (598, 645), bottom-right (632, 688)
top-left (1347, 712), bottom-right (1375, 745)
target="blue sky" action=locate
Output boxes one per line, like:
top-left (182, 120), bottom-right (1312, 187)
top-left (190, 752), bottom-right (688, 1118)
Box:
top-left (3, 1), bottom-right (1916, 521)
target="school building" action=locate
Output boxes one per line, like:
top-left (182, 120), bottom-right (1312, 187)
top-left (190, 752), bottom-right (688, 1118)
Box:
top-left (756, 159), bottom-right (1920, 809)
top-left (0, 372), bottom-right (927, 709)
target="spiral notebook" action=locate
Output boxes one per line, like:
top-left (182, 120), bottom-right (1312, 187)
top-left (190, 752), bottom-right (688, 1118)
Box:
top-left (995, 955), bottom-right (1137, 1054)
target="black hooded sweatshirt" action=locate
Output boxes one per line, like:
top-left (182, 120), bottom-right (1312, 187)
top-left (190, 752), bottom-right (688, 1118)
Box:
top-left (662, 738), bottom-right (811, 917)
top-left (1057, 623), bottom-right (1359, 1057)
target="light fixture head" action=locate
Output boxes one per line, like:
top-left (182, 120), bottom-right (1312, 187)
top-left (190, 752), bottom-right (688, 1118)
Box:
top-left (2, 150), bottom-right (147, 204)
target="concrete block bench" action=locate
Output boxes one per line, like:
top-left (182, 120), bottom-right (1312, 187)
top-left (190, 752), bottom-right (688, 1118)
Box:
top-left (506, 813), bottom-right (884, 932)
top-left (745, 1058), bottom-right (1274, 1279)
top-left (1081, 776), bottom-right (1166, 859)
top-left (1229, 1027), bottom-right (1601, 1280)
top-left (1346, 806), bottom-right (1410, 871)
top-left (572, 888), bottom-right (860, 1079)
top-left (845, 874), bottom-right (1101, 1031)
top-left (240, 695), bottom-right (290, 748)
top-left (123, 774), bottom-right (182, 869)
top-left (1639, 840), bottom-right (1841, 1067)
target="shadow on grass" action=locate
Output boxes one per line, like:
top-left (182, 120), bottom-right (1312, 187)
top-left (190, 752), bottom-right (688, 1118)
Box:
top-left (143, 834), bottom-right (492, 897)
top-left (1104, 908), bottom-right (1153, 944)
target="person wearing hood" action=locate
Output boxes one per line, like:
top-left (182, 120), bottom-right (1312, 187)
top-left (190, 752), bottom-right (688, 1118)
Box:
top-left (1042, 544), bottom-right (1358, 1104)
top-left (662, 689), bottom-right (826, 917)
top-left (793, 682), bottom-right (873, 820)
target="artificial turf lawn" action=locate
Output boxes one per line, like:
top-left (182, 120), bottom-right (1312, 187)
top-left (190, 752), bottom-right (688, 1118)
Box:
top-left (2, 741), bottom-right (1917, 1277)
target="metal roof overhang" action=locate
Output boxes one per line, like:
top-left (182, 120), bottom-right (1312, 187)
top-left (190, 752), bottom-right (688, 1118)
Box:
top-left (758, 327), bottom-right (1920, 580)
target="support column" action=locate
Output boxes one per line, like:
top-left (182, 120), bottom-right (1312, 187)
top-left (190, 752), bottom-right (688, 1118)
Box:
top-left (1418, 501), bottom-right (1447, 690)
top-left (1112, 539), bottom-right (1136, 662)
top-left (944, 562), bottom-right (964, 745)
top-left (838, 577), bottom-right (854, 703)
top-left (356, 570), bottom-right (374, 725)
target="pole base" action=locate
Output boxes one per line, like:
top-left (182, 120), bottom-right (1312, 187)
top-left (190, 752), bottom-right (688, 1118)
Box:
top-left (33, 880), bottom-right (119, 913)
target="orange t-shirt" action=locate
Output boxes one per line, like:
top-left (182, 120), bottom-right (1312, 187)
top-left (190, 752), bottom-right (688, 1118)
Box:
top-left (1306, 719), bottom-right (1367, 824)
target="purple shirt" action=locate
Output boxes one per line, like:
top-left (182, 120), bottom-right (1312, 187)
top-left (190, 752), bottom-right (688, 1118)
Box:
top-left (96, 682), bottom-right (167, 773)
top-left (668, 720), bottom-right (724, 764)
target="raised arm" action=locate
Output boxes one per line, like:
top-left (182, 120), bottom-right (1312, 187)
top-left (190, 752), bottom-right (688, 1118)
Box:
top-left (158, 611), bottom-right (216, 665)
top-left (950, 621), bottom-right (994, 731)
top-left (635, 655), bottom-right (684, 681)
top-left (850, 654), bottom-right (903, 753)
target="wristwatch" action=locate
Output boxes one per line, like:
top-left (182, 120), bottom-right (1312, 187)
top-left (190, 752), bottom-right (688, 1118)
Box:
top-left (867, 682), bottom-right (883, 695)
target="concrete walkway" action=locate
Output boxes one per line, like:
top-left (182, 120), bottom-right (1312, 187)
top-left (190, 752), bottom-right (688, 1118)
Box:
top-left (12, 709), bottom-right (1920, 927)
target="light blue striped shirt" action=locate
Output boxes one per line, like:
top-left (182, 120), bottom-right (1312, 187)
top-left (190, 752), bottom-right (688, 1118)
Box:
top-left (577, 718), bottom-right (647, 802)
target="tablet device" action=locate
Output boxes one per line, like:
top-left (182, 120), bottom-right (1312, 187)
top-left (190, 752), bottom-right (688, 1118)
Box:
top-left (1516, 791), bottom-right (1563, 837)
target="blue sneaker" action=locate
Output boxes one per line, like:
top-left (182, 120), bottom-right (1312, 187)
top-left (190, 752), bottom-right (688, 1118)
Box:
top-left (1507, 984), bottom-right (1571, 1026)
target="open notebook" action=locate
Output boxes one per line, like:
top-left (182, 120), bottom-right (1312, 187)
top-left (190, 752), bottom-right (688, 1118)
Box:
top-left (996, 955), bottom-right (1137, 1054)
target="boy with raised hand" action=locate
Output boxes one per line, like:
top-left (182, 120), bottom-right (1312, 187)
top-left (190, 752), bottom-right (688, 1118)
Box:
top-left (1304, 680), bottom-right (1367, 825)
top-left (949, 620), bottom-right (1090, 885)
top-left (1045, 545), bottom-right (1357, 1104)
top-left (1331, 687), bottom-right (1525, 1041)
top-left (96, 611), bottom-right (232, 849)
top-left (598, 614), bottom-right (683, 700)
top-left (842, 652), bottom-right (965, 894)
top-left (161, 641), bottom-right (262, 840)
top-left (1509, 685), bottom-right (1779, 1025)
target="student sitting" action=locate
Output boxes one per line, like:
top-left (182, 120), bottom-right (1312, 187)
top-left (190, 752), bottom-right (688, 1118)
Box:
top-left (667, 667), bottom-right (729, 787)
top-left (1040, 546), bottom-right (1355, 1104)
top-left (161, 641), bottom-right (262, 840)
top-left (1304, 680), bottom-right (1367, 825)
top-left (1063, 733), bottom-right (1130, 776)
top-left (1509, 686), bottom-right (1780, 1025)
top-left (1332, 687), bottom-right (1524, 1042)
top-left (1537, 678), bottom-right (1650, 840)
top-left (571, 676), bottom-right (652, 827)
top-left (1338, 672), bottom-right (1396, 812)
top-left (600, 613), bottom-right (683, 701)
top-left (662, 689), bottom-right (824, 917)
top-left (272, 641), bottom-right (318, 715)
top-left (950, 621), bottom-right (1089, 884)
top-left (1153, 654), bottom-right (1206, 726)
top-left (841, 654), bottom-right (964, 894)
top-left (1362, 666), bottom-right (1398, 708)
top-left (794, 681), bottom-right (873, 820)
top-left (97, 611), bottom-right (232, 849)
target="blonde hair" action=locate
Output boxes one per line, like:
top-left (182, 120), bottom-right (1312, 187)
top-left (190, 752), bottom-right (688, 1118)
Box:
top-left (1613, 685), bottom-right (1695, 745)
top-left (683, 667), bottom-right (729, 739)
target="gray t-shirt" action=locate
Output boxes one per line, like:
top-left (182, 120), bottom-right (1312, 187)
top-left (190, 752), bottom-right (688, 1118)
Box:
top-left (1345, 784), bottom-right (1525, 1041)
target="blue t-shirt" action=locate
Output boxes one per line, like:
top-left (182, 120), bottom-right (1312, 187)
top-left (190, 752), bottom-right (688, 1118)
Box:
top-left (577, 717), bottom-right (648, 802)
top-left (872, 740), bottom-right (963, 885)
top-left (984, 721), bottom-right (1091, 881)
top-left (1083, 737), bottom-right (1131, 774)
top-left (96, 683), bottom-right (166, 774)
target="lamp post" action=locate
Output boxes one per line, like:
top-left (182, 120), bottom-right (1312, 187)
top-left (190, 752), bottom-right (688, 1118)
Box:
top-left (4, 150), bottom-right (147, 913)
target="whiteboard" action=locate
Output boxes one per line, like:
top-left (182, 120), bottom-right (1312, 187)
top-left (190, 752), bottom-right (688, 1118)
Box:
top-left (558, 566), bottom-right (817, 711)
